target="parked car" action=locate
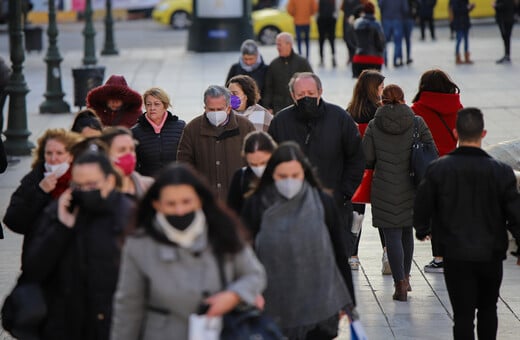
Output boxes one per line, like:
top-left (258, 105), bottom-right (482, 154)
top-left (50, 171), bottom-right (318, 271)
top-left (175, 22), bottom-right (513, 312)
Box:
top-left (152, 0), bottom-right (267, 30)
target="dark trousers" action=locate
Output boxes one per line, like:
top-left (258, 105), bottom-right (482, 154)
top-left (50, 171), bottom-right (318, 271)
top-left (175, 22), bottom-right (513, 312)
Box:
top-left (444, 258), bottom-right (503, 340)
top-left (420, 16), bottom-right (436, 40)
top-left (382, 227), bottom-right (413, 282)
top-left (497, 19), bottom-right (514, 56)
top-left (317, 17), bottom-right (336, 59)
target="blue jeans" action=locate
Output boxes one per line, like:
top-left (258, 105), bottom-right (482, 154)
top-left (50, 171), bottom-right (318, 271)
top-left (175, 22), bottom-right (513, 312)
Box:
top-left (295, 25), bottom-right (310, 58)
top-left (403, 18), bottom-right (415, 62)
top-left (455, 29), bottom-right (469, 54)
top-left (382, 19), bottom-right (403, 65)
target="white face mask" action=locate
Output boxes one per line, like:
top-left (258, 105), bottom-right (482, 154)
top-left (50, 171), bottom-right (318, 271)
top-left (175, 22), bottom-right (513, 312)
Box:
top-left (250, 165), bottom-right (266, 178)
top-left (206, 110), bottom-right (228, 127)
top-left (275, 178), bottom-right (304, 200)
top-left (44, 162), bottom-right (70, 178)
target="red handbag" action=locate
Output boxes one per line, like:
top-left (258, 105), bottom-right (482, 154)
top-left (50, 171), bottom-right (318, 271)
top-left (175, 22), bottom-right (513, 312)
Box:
top-left (351, 169), bottom-right (373, 204)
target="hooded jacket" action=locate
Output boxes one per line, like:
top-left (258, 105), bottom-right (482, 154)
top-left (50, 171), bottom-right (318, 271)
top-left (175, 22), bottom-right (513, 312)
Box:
top-left (86, 75), bottom-right (142, 128)
top-left (411, 91), bottom-right (462, 156)
top-left (363, 103), bottom-right (434, 229)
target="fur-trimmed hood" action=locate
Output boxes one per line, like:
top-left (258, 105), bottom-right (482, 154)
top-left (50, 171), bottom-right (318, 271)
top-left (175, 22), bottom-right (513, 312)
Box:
top-left (86, 75), bottom-right (143, 128)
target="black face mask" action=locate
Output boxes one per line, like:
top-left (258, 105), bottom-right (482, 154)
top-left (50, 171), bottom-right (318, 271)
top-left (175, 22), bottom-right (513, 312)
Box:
top-left (296, 96), bottom-right (320, 120)
top-left (165, 211), bottom-right (196, 231)
top-left (72, 189), bottom-right (107, 213)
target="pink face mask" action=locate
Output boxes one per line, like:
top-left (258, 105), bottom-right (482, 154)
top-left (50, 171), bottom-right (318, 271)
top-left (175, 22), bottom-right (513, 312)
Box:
top-left (114, 153), bottom-right (136, 176)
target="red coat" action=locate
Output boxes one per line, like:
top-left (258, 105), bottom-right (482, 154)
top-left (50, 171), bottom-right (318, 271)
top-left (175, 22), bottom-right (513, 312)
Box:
top-left (411, 91), bottom-right (462, 156)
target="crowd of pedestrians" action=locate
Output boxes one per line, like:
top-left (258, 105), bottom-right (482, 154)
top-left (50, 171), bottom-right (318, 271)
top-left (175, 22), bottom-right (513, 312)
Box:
top-left (1, 2), bottom-right (520, 339)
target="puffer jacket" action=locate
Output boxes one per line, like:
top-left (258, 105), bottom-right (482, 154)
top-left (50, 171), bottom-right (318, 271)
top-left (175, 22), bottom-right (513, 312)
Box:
top-left (363, 103), bottom-right (434, 229)
top-left (131, 112), bottom-right (186, 177)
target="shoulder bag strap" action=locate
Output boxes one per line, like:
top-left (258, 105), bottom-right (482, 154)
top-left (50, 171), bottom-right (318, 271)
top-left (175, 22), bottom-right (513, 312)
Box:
top-left (431, 110), bottom-right (457, 142)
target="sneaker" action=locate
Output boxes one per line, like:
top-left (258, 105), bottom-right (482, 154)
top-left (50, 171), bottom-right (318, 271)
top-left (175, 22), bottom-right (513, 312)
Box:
top-left (424, 259), bottom-right (444, 273)
top-left (496, 56), bottom-right (511, 64)
top-left (382, 251), bottom-right (392, 275)
top-left (349, 257), bottom-right (360, 271)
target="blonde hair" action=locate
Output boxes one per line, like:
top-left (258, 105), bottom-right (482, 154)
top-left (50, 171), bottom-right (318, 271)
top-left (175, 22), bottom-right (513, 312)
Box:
top-left (142, 87), bottom-right (171, 109)
top-left (32, 128), bottom-right (83, 168)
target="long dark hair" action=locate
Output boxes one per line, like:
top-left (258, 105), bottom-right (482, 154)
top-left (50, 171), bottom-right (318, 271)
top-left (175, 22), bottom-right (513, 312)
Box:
top-left (255, 141), bottom-right (322, 193)
top-left (137, 163), bottom-right (244, 255)
top-left (412, 69), bottom-right (460, 103)
top-left (347, 69), bottom-right (385, 121)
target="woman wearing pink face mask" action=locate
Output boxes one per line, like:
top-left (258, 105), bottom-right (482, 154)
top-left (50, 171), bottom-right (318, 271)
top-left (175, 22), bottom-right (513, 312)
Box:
top-left (100, 127), bottom-right (154, 199)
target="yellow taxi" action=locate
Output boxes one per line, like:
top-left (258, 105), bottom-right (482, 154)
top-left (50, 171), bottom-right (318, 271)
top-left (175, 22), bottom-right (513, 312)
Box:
top-left (152, 0), bottom-right (192, 29)
top-left (252, 0), bottom-right (495, 45)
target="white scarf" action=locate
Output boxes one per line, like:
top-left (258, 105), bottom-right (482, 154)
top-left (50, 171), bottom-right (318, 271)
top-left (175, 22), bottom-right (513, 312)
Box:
top-left (155, 209), bottom-right (206, 249)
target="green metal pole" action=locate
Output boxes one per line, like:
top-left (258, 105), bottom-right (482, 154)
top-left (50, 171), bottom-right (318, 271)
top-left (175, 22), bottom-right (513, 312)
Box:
top-left (3, 0), bottom-right (34, 155)
top-left (39, 0), bottom-right (70, 114)
top-left (82, 0), bottom-right (97, 65)
top-left (101, 0), bottom-right (119, 56)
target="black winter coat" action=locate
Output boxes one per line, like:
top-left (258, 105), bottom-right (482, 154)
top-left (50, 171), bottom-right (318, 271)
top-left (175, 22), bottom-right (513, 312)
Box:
top-left (450, 0), bottom-right (471, 31)
top-left (268, 99), bottom-right (365, 204)
top-left (225, 59), bottom-right (268, 102)
top-left (495, 0), bottom-right (516, 22)
top-left (419, 0), bottom-right (437, 18)
top-left (414, 147), bottom-right (520, 262)
top-left (22, 191), bottom-right (135, 340)
top-left (263, 51), bottom-right (313, 114)
top-left (131, 112), bottom-right (186, 177)
top-left (3, 165), bottom-right (53, 261)
top-left (353, 14), bottom-right (386, 57)
top-left (242, 189), bottom-right (356, 305)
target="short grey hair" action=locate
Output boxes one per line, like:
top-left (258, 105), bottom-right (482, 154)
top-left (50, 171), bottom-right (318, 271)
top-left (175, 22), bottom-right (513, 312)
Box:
top-left (276, 32), bottom-right (294, 45)
top-left (240, 39), bottom-right (259, 55)
top-left (203, 85), bottom-right (230, 106)
top-left (288, 72), bottom-right (322, 95)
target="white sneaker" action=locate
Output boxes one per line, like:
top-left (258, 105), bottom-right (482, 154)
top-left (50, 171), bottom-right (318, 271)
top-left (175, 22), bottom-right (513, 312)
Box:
top-left (382, 251), bottom-right (392, 275)
top-left (349, 257), bottom-right (360, 271)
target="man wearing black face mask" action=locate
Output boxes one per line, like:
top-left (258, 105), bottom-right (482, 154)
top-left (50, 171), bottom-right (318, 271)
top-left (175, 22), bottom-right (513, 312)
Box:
top-left (268, 72), bottom-right (365, 256)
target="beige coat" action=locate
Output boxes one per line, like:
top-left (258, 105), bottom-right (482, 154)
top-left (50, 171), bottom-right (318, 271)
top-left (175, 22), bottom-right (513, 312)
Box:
top-left (177, 112), bottom-right (255, 199)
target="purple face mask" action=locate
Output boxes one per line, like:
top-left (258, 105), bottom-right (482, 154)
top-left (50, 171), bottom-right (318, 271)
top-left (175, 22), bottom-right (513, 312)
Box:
top-left (230, 95), bottom-right (241, 110)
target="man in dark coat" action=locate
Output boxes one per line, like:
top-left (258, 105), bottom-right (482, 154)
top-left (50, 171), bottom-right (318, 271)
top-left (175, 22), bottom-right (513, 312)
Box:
top-left (263, 32), bottom-right (313, 115)
top-left (414, 107), bottom-right (520, 340)
top-left (177, 85), bottom-right (255, 200)
top-left (268, 72), bottom-right (365, 254)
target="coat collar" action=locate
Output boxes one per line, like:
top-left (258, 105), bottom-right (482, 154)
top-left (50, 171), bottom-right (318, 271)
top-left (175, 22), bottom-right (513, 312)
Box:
top-left (449, 146), bottom-right (491, 158)
top-left (200, 111), bottom-right (241, 140)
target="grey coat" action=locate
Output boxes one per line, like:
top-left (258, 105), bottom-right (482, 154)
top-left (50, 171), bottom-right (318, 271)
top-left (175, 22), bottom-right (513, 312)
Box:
top-left (363, 103), bottom-right (434, 229)
top-left (110, 233), bottom-right (266, 340)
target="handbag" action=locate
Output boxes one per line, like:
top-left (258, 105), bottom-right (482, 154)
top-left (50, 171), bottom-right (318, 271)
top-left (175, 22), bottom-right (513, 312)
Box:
top-left (351, 169), bottom-right (373, 204)
top-left (215, 254), bottom-right (284, 340)
top-left (1, 279), bottom-right (47, 338)
top-left (410, 117), bottom-right (438, 186)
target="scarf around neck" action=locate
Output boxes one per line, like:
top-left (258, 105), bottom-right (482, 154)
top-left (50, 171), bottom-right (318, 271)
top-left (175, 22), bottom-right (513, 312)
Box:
top-left (239, 54), bottom-right (262, 72)
top-left (154, 209), bottom-right (207, 250)
top-left (255, 181), bottom-right (351, 331)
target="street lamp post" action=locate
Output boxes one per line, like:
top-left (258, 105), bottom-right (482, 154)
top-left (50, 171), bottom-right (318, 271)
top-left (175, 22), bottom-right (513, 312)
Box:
top-left (101, 0), bottom-right (119, 56)
top-left (4, 0), bottom-right (34, 155)
top-left (82, 0), bottom-right (97, 65)
top-left (39, 0), bottom-right (70, 114)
